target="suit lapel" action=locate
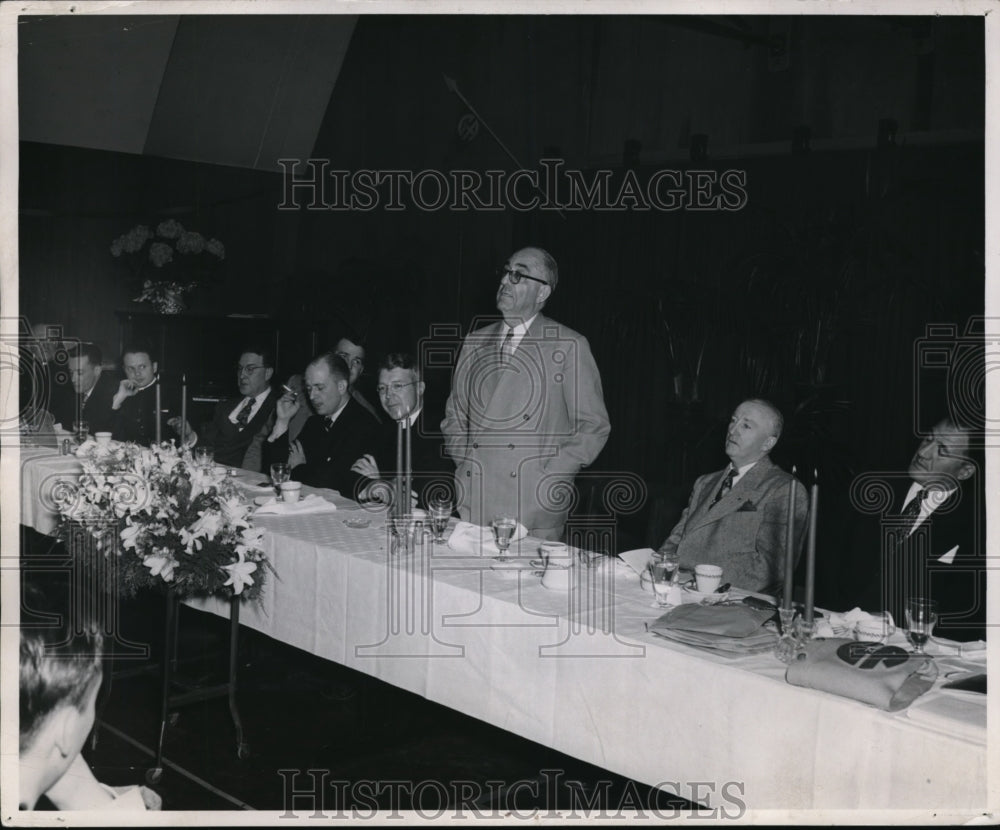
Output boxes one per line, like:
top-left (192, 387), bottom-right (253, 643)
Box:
top-left (688, 458), bottom-right (774, 532)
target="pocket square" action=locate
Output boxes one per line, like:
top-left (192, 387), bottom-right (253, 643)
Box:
top-left (736, 501), bottom-right (757, 512)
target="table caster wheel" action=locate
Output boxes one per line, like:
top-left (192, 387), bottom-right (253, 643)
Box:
top-left (236, 742), bottom-right (250, 760)
top-left (145, 767), bottom-right (164, 786)
top-left (168, 712), bottom-right (180, 727)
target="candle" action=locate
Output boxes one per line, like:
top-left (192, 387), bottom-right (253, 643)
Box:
top-left (155, 382), bottom-right (161, 444)
top-left (404, 417), bottom-right (412, 514)
top-left (180, 374), bottom-right (187, 447)
top-left (805, 468), bottom-right (818, 623)
top-left (396, 420), bottom-right (404, 519)
top-left (783, 465), bottom-right (797, 611)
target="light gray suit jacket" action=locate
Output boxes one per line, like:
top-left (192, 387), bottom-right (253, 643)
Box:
top-left (441, 313), bottom-right (610, 536)
top-left (659, 456), bottom-right (809, 592)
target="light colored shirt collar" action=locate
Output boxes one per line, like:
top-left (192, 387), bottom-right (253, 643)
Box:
top-left (230, 387), bottom-right (272, 424)
top-left (325, 397), bottom-right (350, 426)
top-left (904, 480), bottom-right (956, 534)
top-left (501, 314), bottom-right (538, 353)
top-left (405, 406), bottom-right (423, 428)
top-left (729, 460), bottom-right (758, 486)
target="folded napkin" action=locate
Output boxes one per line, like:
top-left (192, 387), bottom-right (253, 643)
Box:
top-left (785, 637), bottom-right (937, 711)
top-left (815, 607), bottom-right (893, 639)
top-left (619, 547), bottom-right (656, 577)
top-left (447, 520), bottom-right (528, 556)
top-left (255, 495), bottom-right (338, 516)
top-left (651, 603), bottom-right (775, 638)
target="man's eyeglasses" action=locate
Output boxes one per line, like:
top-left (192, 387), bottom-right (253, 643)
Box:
top-left (377, 381), bottom-right (416, 396)
top-left (496, 266), bottom-right (548, 286)
top-left (335, 352), bottom-right (363, 368)
top-left (236, 364), bottom-right (265, 377)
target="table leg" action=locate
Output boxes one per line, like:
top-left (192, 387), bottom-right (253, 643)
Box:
top-left (146, 589), bottom-right (177, 785)
top-left (228, 597), bottom-right (249, 760)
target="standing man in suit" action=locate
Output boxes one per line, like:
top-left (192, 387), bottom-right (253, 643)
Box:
top-left (442, 246), bottom-right (611, 541)
top-left (168, 345), bottom-right (278, 472)
top-left (51, 343), bottom-right (117, 433)
top-left (351, 352), bottom-right (453, 509)
top-left (334, 334), bottom-right (382, 424)
top-left (265, 353), bottom-right (379, 498)
top-left (856, 417), bottom-right (984, 641)
top-left (657, 399), bottom-right (809, 593)
top-left (110, 341), bottom-right (173, 446)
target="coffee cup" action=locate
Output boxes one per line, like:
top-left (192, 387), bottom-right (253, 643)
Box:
top-left (694, 564), bottom-right (723, 594)
top-left (854, 612), bottom-right (896, 644)
top-left (94, 431), bottom-right (112, 446)
top-left (541, 557), bottom-right (571, 591)
top-left (538, 541), bottom-right (568, 566)
top-left (279, 481), bottom-right (302, 503)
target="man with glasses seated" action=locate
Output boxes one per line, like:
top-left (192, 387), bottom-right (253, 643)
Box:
top-left (265, 352), bottom-right (379, 498)
top-left (334, 333), bottom-right (382, 424)
top-left (442, 246), bottom-right (611, 541)
top-left (168, 345), bottom-right (278, 471)
top-left (351, 352), bottom-right (453, 509)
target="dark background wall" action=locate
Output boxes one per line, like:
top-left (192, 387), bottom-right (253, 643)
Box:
top-left (18, 14), bottom-right (985, 606)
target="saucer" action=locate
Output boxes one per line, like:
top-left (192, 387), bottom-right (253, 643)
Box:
top-left (683, 586), bottom-right (730, 604)
top-left (253, 495), bottom-right (276, 506)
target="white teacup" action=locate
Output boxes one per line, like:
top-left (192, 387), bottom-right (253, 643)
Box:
top-left (94, 431), bottom-right (112, 446)
top-left (694, 564), bottom-right (723, 594)
top-left (538, 541), bottom-right (568, 566)
top-left (541, 559), bottom-right (571, 591)
top-left (279, 481), bottom-right (302, 503)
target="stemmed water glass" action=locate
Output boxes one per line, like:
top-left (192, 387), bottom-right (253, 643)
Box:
top-left (195, 445), bottom-right (215, 469)
top-left (428, 496), bottom-right (453, 543)
top-left (491, 515), bottom-right (517, 562)
top-left (270, 462), bottom-right (290, 497)
top-left (905, 597), bottom-right (938, 655)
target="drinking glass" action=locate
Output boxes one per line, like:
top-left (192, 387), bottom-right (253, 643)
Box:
top-left (649, 560), bottom-right (676, 607)
top-left (653, 550), bottom-right (681, 583)
top-left (72, 420), bottom-right (89, 444)
top-left (905, 597), bottom-right (938, 654)
top-left (270, 462), bottom-right (290, 496)
top-left (195, 445), bottom-right (215, 469)
top-left (428, 496), bottom-right (453, 543)
top-left (491, 516), bottom-right (517, 561)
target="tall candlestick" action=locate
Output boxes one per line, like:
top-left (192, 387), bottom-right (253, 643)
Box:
top-left (155, 382), bottom-right (161, 444)
top-left (804, 468), bottom-right (818, 623)
top-left (404, 417), bottom-right (412, 514)
top-left (180, 374), bottom-right (187, 447)
top-left (783, 465), bottom-right (797, 611)
top-left (395, 421), bottom-right (404, 519)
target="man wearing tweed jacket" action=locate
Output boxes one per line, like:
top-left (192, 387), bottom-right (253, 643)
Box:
top-left (658, 399), bottom-right (808, 592)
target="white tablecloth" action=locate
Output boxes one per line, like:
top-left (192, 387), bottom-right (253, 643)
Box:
top-left (19, 449), bottom-right (990, 813)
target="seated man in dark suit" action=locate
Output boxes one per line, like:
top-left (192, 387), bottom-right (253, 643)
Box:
top-left (51, 343), bottom-right (118, 433)
top-left (334, 333), bottom-right (382, 425)
top-left (657, 399), bottom-right (808, 593)
top-left (265, 353), bottom-right (379, 498)
top-left (110, 340), bottom-right (175, 446)
top-left (168, 344), bottom-right (278, 472)
top-left (350, 352), bottom-right (454, 510)
top-left (855, 417), bottom-right (984, 641)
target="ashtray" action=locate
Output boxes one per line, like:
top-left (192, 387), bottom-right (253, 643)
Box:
top-left (343, 517), bottom-right (372, 529)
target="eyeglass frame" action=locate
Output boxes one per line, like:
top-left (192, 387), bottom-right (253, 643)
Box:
top-left (496, 266), bottom-right (549, 286)
top-left (376, 380), bottom-right (417, 397)
top-left (236, 364), bottom-right (266, 377)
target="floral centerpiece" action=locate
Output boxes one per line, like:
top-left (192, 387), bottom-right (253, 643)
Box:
top-left (55, 439), bottom-right (271, 600)
top-left (111, 219), bottom-right (225, 314)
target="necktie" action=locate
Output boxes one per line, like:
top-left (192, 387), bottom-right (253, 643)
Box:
top-left (500, 329), bottom-right (514, 364)
top-left (711, 468), bottom-right (736, 508)
top-left (235, 398), bottom-right (253, 430)
top-left (901, 488), bottom-right (927, 529)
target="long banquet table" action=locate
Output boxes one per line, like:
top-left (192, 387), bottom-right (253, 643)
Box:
top-left (18, 447), bottom-right (991, 814)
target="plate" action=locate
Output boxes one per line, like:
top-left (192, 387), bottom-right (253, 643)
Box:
top-left (490, 558), bottom-right (537, 571)
top-left (683, 586), bottom-right (730, 604)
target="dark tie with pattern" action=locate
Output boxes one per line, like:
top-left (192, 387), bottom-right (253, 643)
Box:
top-left (711, 467), bottom-right (737, 508)
top-left (235, 398), bottom-right (253, 430)
top-left (901, 488), bottom-right (927, 530)
top-left (500, 329), bottom-right (514, 363)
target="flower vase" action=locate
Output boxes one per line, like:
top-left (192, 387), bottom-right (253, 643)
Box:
top-left (155, 288), bottom-right (186, 315)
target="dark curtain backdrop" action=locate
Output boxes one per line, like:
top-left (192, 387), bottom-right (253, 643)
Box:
top-left (18, 14), bottom-right (984, 609)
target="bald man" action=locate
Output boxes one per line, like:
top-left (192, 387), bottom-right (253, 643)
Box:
top-left (657, 399), bottom-right (809, 593)
top-left (442, 246), bottom-right (610, 541)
